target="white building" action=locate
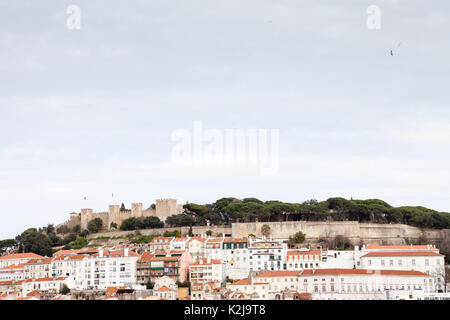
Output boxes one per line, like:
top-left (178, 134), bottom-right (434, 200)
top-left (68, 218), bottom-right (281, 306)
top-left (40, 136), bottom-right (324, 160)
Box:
top-left (322, 250), bottom-right (357, 269)
top-left (0, 253), bottom-right (44, 269)
top-left (248, 238), bottom-right (287, 273)
top-left (73, 248), bottom-right (139, 290)
top-left (360, 251), bottom-right (445, 291)
top-left (0, 263), bottom-right (25, 282)
top-left (226, 278), bottom-right (270, 300)
top-left (204, 237), bottom-right (250, 280)
top-left (24, 257), bottom-right (53, 279)
top-left (251, 268), bottom-right (435, 300)
top-left (190, 258), bottom-right (225, 284)
top-left (286, 249), bottom-right (322, 270)
top-left (21, 276), bottom-right (73, 297)
top-left (221, 238), bottom-right (249, 280)
top-left (187, 235), bottom-right (209, 261)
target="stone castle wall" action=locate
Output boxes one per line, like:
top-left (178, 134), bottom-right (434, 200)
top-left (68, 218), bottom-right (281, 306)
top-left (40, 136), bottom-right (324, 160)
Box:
top-left (86, 225), bottom-right (232, 240)
top-left (77, 199), bottom-right (184, 231)
top-left (231, 221), bottom-right (449, 245)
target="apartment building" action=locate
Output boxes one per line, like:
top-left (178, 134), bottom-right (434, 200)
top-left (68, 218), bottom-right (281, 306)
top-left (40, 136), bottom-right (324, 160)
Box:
top-left (0, 263), bottom-right (24, 282)
top-left (0, 253), bottom-right (43, 268)
top-left (286, 249), bottom-right (322, 270)
top-left (360, 251), bottom-right (445, 291)
top-left (251, 269), bottom-right (434, 300)
top-left (190, 258), bottom-right (225, 284)
top-left (24, 258), bottom-right (53, 279)
top-left (149, 237), bottom-right (174, 252)
top-left (149, 250), bottom-right (192, 283)
top-left (136, 252), bottom-right (154, 285)
top-left (187, 235), bottom-right (209, 261)
top-left (248, 238), bottom-right (287, 273)
top-left (191, 281), bottom-right (221, 300)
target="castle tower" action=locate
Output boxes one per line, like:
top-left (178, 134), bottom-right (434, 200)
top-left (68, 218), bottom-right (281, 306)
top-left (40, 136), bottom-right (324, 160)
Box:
top-left (155, 199), bottom-right (183, 222)
top-left (131, 203), bottom-right (143, 218)
top-left (108, 205), bottom-right (120, 229)
top-left (81, 208), bottom-right (93, 230)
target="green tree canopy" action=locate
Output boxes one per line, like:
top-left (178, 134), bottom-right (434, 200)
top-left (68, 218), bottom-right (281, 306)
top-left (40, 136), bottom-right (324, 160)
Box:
top-left (87, 218), bottom-right (103, 233)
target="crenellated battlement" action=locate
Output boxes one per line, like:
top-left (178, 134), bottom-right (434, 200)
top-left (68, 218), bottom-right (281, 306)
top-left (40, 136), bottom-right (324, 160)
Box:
top-left (75, 198), bottom-right (183, 231)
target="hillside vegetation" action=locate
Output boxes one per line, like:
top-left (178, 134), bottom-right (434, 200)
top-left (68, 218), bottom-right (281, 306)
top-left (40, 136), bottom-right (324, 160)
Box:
top-left (164, 197), bottom-right (450, 230)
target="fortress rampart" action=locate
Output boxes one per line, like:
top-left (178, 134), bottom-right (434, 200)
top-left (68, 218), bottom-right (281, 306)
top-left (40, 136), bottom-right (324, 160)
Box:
top-left (232, 221), bottom-right (449, 245)
top-left (67, 199), bottom-right (184, 231)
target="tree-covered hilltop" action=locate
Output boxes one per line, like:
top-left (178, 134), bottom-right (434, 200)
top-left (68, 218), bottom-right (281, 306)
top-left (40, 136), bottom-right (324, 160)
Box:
top-left (165, 197), bottom-right (450, 230)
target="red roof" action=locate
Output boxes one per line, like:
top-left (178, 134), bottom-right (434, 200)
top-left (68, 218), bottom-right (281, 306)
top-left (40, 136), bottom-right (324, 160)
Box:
top-left (287, 249), bottom-right (321, 256)
top-left (0, 253), bottom-right (43, 260)
top-left (94, 250), bottom-right (139, 258)
top-left (299, 269), bottom-right (429, 277)
top-left (150, 256), bottom-right (181, 262)
top-left (0, 263), bottom-right (24, 270)
top-left (156, 286), bottom-right (173, 292)
top-left (223, 237), bottom-right (248, 243)
top-left (229, 279), bottom-right (251, 285)
top-left (138, 252), bottom-right (154, 262)
top-left (254, 271), bottom-right (300, 278)
top-left (53, 249), bottom-right (81, 256)
top-left (25, 258), bottom-right (53, 264)
top-left (365, 243), bottom-right (436, 250)
top-left (361, 251), bottom-right (443, 258)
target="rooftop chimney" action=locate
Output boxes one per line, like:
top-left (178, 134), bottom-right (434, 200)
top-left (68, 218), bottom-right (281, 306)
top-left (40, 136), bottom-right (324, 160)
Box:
top-left (207, 258), bottom-right (211, 264)
top-left (124, 248), bottom-right (129, 257)
top-left (99, 249), bottom-right (104, 258)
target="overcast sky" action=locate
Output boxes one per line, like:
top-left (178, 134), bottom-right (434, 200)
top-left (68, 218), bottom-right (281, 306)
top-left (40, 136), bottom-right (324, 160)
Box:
top-left (1, 0), bottom-right (450, 239)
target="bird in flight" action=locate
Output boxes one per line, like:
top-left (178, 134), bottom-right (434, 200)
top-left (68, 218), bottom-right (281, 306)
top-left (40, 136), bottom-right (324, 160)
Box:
top-left (390, 42), bottom-right (402, 56)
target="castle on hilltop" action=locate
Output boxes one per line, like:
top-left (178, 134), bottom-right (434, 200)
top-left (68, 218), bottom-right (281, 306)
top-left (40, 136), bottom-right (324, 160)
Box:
top-left (65, 198), bottom-right (184, 231)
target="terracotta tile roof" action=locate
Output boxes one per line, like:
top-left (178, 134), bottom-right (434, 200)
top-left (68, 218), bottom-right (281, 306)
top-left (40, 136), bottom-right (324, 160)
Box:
top-left (150, 256), bottom-right (181, 262)
top-left (52, 254), bottom-right (88, 261)
top-left (0, 263), bottom-right (25, 270)
top-left (53, 249), bottom-right (81, 256)
top-left (0, 253), bottom-right (43, 260)
top-left (80, 248), bottom-right (99, 254)
top-left (254, 271), bottom-right (300, 278)
top-left (223, 237), bottom-right (248, 243)
top-left (105, 286), bottom-right (118, 298)
top-left (191, 258), bottom-right (221, 266)
top-left (168, 250), bottom-right (186, 255)
top-left (299, 268), bottom-right (430, 277)
top-left (229, 279), bottom-right (251, 285)
top-left (361, 251), bottom-right (443, 258)
top-left (156, 286), bottom-right (173, 292)
top-left (26, 290), bottom-right (43, 297)
top-left (287, 249), bottom-right (321, 256)
top-left (33, 277), bottom-right (66, 282)
top-left (138, 252), bottom-right (154, 262)
top-left (365, 243), bottom-right (436, 250)
top-left (25, 258), bottom-right (53, 264)
top-left (94, 250), bottom-right (139, 258)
